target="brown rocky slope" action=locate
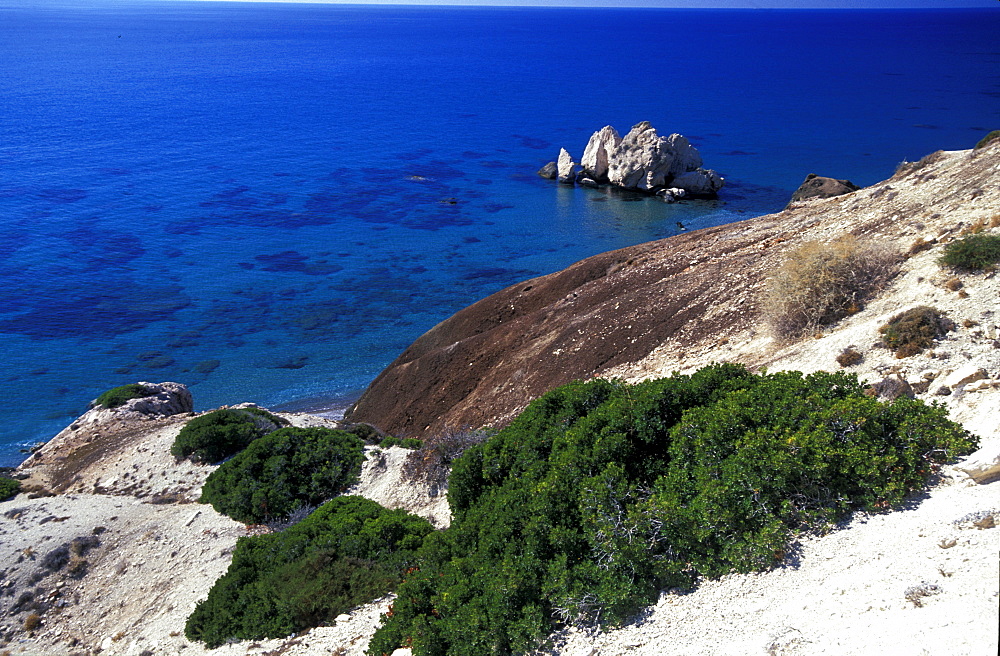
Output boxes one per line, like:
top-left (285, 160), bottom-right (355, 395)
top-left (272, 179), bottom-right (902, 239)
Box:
top-left (346, 142), bottom-right (1000, 440)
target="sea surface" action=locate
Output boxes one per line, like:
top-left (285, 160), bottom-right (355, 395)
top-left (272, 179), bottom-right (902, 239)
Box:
top-left (0, 2), bottom-right (997, 466)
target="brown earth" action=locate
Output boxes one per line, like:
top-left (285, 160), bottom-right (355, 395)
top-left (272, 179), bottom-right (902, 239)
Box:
top-left (346, 143), bottom-right (1000, 439)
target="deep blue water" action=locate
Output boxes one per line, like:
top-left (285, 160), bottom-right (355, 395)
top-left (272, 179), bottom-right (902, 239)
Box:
top-left (0, 2), bottom-right (997, 466)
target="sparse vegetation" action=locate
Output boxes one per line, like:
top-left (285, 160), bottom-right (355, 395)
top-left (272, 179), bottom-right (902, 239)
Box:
top-left (368, 365), bottom-right (976, 656)
top-left (402, 428), bottom-right (492, 486)
top-left (378, 436), bottom-right (423, 449)
top-left (766, 235), bottom-right (900, 338)
top-left (943, 277), bottom-right (963, 291)
top-left (908, 237), bottom-right (933, 256)
top-left (92, 383), bottom-right (155, 409)
top-left (199, 426), bottom-right (366, 524)
top-left (0, 476), bottom-right (20, 501)
top-left (23, 612), bottom-right (41, 633)
top-left (185, 496), bottom-right (433, 648)
top-left (974, 130), bottom-right (1000, 150)
top-left (938, 233), bottom-right (1000, 271)
top-left (880, 306), bottom-right (954, 358)
top-left (835, 346), bottom-right (863, 368)
top-left (171, 407), bottom-right (288, 464)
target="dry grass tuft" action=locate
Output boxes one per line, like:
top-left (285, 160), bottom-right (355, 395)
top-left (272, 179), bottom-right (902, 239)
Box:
top-left (766, 235), bottom-right (901, 339)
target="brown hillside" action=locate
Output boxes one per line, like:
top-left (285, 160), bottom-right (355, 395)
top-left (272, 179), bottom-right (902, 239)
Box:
top-left (346, 143), bottom-right (1000, 438)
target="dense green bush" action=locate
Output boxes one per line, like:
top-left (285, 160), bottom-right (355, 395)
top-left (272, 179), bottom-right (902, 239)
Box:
top-left (186, 496), bottom-right (433, 648)
top-left (0, 476), bottom-right (21, 501)
top-left (92, 383), bottom-right (155, 409)
top-left (171, 407), bottom-right (287, 464)
top-left (369, 364), bottom-right (976, 656)
top-left (199, 426), bottom-right (366, 524)
top-left (938, 233), bottom-right (1000, 271)
top-left (880, 306), bottom-right (953, 358)
top-left (379, 436), bottom-right (423, 449)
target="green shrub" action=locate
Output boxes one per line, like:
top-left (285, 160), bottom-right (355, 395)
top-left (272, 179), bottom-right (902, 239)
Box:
top-left (974, 130), bottom-right (1000, 150)
top-left (0, 476), bottom-right (21, 501)
top-left (766, 235), bottom-right (900, 338)
top-left (185, 496), bottom-right (432, 648)
top-left (938, 233), bottom-right (1000, 271)
top-left (369, 364), bottom-right (976, 656)
top-left (92, 383), bottom-right (155, 409)
top-left (379, 436), bottom-right (403, 448)
top-left (880, 306), bottom-right (953, 358)
top-left (199, 426), bottom-right (366, 524)
top-left (171, 407), bottom-right (287, 464)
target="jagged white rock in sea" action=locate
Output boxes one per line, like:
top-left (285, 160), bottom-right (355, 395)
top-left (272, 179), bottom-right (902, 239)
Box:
top-left (559, 121), bottom-right (723, 196)
top-left (557, 147), bottom-right (578, 184)
top-left (579, 124), bottom-right (621, 183)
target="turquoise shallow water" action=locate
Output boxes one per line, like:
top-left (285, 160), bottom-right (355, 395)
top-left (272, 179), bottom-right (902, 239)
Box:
top-left (0, 2), bottom-right (998, 465)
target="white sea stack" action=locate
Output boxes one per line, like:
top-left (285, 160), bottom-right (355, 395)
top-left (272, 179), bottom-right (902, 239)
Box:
top-left (579, 125), bottom-right (621, 183)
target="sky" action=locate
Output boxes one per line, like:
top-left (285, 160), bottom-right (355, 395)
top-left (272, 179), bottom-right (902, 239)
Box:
top-left (183, 1), bottom-right (999, 6)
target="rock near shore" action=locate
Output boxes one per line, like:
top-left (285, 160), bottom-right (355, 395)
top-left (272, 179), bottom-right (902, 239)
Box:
top-left (542, 121), bottom-right (724, 197)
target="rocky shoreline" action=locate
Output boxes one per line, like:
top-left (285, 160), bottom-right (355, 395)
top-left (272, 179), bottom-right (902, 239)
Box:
top-left (2, 140), bottom-right (999, 655)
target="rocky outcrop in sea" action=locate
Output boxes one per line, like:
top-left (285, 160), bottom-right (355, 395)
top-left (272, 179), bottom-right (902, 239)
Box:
top-left (539, 121), bottom-right (725, 199)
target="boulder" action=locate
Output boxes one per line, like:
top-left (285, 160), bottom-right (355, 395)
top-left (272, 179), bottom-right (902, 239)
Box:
top-left (537, 161), bottom-right (558, 180)
top-left (556, 148), bottom-right (578, 184)
top-left (669, 169), bottom-right (725, 197)
top-left (941, 365), bottom-right (988, 391)
top-left (599, 121), bottom-right (722, 196)
top-left (607, 121), bottom-right (676, 191)
top-left (788, 173), bottom-right (861, 205)
top-left (871, 374), bottom-right (915, 401)
top-left (579, 125), bottom-right (621, 183)
top-left (954, 440), bottom-right (1000, 484)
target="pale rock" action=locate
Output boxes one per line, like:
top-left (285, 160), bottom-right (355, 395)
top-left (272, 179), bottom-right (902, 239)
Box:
top-left (557, 148), bottom-right (578, 184)
top-left (335, 613), bottom-right (351, 622)
top-left (920, 369), bottom-right (941, 380)
top-left (663, 132), bottom-right (703, 175)
top-left (954, 439), bottom-right (1000, 484)
top-left (578, 176), bottom-right (600, 188)
top-left (390, 649), bottom-right (413, 656)
top-left (579, 125), bottom-right (621, 183)
top-left (941, 365), bottom-right (987, 390)
top-left (607, 121), bottom-right (675, 190)
top-left (669, 169), bottom-right (725, 196)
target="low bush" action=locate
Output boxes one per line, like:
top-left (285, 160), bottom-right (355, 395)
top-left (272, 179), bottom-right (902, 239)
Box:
top-left (835, 346), bottom-right (863, 367)
top-left (199, 426), bottom-right (366, 524)
top-left (766, 235), bottom-right (900, 338)
top-left (92, 383), bottom-right (155, 409)
top-left (938, 233), bottom-right (1000, 271)
top-left (880, 306), bottom-right (953, 358)
top-left (402, 429), bottom-right (491, 486)
top-left (0, 476), bottom-right (20, 501)
top-left (974, 130), bottom-right (1000, 150)
top-left (171, 407), bottom-right (287, 464)
top-left (369, 364), bottom-right (976, 656)
top-left (185, 496), bottom-right (432, 648)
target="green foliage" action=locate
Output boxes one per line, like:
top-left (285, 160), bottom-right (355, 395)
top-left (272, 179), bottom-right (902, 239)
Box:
top-left (766, 235), bottom-right (900, 338)
top-left (938, 233), bottom-right (1000, 271)
top-left (379, 436), bottom-right (423, 449)
top-left (974, 130), bottom-right (1000, 150)
top-left (171, 407), bottom-right (287, 464)
top-left (199, 426), bottom-right (366, 524)
top-left (185, 496), bottom-right (433, 648)
top-left (92, 383), bottom-right (155, 409)
top-left (879, 306), bottom-right (953, 358)
top-left (0, 476), bottom-right (21, 501)
top-left (369, 364), bottom-right (977, 656)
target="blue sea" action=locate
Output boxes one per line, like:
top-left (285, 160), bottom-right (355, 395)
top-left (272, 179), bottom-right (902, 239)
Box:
top-left (0, 2), bottom-right (997, 466)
